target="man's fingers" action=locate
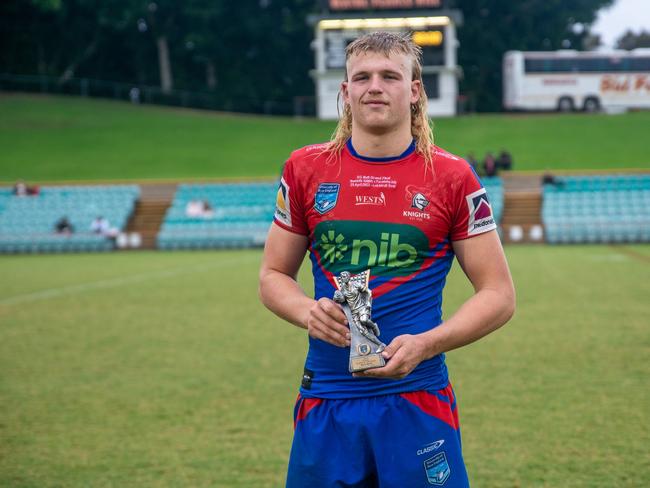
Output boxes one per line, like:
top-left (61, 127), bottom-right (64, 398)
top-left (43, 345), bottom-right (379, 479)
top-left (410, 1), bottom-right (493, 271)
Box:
top-left (318, 298), bottom-right (348, 324)
top-left (307, 299), bottom-right (351, 347)
top-left (311, 305), bottom-right (349, 338)
top-left (354, 352), bottom-right (402, 378)
top-left (354, 338), bottom-right (415, 379)
top-left (380, 336), bottom-right (404, 360)
top-left (310, 325), bottom-right (349, 347)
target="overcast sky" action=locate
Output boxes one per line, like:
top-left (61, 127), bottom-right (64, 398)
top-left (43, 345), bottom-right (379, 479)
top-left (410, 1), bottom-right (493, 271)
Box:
top-left (591, 0), bottom-right (650, 47)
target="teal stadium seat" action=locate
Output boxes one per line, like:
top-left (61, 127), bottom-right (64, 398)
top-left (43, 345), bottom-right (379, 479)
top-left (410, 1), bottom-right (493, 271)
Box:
top-left (157, 182), bottom-right (276, 250)
top-left (542, 174), bottom-right (650, 244)
top-left (0, 185), bottom-right (139, 254)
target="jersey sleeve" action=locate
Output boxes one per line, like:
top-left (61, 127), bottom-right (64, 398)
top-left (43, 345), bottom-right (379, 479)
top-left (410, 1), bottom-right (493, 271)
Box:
top-left (273, 157), bottom-right (308, 235)
top-left (450, 163), bottom-right (497, 241)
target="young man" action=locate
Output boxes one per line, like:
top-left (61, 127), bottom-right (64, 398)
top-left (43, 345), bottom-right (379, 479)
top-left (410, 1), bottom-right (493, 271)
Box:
top-left (259, 32), bottom-right (515, 487)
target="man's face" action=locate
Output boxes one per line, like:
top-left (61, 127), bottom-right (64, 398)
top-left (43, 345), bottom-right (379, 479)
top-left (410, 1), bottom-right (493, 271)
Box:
top-left (341, 51), bottom-right (420, 134)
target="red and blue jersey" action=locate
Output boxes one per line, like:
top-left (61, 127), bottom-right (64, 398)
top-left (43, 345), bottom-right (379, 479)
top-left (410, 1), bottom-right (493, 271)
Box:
top-left (274, 139), bottom-right (496, 399)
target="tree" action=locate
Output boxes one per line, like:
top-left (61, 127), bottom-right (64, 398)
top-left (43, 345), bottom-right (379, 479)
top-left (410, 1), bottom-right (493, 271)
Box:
top-left (582, 33), bottom-right (602, 51)
top-left (616, 29), bottom-right (650, 50)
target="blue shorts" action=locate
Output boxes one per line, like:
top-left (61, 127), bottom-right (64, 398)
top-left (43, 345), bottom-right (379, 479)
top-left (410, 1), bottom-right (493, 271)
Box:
top-left (287, 384), bottom-right (469, 487)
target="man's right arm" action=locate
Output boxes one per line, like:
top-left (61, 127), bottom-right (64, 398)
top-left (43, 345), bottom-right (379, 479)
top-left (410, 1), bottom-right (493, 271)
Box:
top-left (258, 223), bottom-right (350, 348)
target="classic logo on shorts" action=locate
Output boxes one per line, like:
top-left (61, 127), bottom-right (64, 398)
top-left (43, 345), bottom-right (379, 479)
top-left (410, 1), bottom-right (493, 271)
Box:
top-left (274, 177), bottom-right (291, 227)
top-left (424, 451), bottom-right (450, 485)
top-left (417, 439), bottom-right (445, 456)
top-left (466, 188), bottom-right (496, 236)
top-left (314, 183), bottom-right (340, 214)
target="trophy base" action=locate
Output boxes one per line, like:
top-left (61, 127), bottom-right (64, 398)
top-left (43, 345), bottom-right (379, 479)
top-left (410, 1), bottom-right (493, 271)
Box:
top-left (349, 353), bottom-right (385, 373)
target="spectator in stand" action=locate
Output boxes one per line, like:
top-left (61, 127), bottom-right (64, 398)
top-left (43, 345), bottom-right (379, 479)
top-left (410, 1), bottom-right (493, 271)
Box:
top-left (55, 216), bottom-right (74, 235)
top-left (13, 180), bottom-right (39, 196)
top-left (201, 200), bottom-right (214, 217)
top-left (483, 152), bottom-right (497, 177)
top-left (90, 216), bottom-right (118, 238)
top-left (185, 199), bottom-right (214, 218)
top-left (541, 172), bottom-right (565, 188)
top-left (497, 150), bottom-right (513, 171)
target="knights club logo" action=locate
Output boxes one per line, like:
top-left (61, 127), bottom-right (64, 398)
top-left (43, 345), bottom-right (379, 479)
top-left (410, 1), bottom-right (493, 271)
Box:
top-left (411, 192), bottom-right (430, 211)
top-left (466, 188), bottom-right (496, 236)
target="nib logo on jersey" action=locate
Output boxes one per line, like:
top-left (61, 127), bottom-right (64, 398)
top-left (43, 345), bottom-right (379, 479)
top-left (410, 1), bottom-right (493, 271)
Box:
top-left (314, 221), bottom-right (427, 277)
top-left (466, 188), bottom-right (496, 236)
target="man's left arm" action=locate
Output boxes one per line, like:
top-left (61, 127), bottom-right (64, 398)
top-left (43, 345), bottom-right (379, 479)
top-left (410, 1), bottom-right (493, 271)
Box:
top-left (355, 230), bottom-right (515, 379)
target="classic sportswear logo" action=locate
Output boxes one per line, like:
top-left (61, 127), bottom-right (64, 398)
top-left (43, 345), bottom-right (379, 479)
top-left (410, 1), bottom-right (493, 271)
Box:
top-left (417, 440), bottom-right (445, 456)
top-left (314, 221), bottom-right (428, 277)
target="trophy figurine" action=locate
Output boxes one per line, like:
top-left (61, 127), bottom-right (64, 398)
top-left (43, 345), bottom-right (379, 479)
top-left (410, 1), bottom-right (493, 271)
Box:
top-left (333, 270), bottom-right (386, 373)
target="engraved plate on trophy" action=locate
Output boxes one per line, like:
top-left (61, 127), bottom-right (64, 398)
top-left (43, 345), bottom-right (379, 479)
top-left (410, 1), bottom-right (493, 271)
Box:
top-left (333, 270), bottom-right (386, 373)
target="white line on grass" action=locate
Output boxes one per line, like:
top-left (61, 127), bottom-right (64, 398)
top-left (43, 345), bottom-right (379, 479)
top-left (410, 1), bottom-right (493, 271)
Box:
top-left (0, 254), bottom-right (259, 307)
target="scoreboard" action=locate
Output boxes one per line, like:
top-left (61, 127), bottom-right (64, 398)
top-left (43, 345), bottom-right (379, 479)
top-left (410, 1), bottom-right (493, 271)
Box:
top-left (324, 26), bottom-right (445, 70)
top-left (323, 0), bottom-right (443, 11)
top-left (311, 12), bottom-right (462, 119)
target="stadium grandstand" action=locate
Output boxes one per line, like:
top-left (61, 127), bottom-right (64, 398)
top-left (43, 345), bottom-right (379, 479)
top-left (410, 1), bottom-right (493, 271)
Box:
top-left (543, 174), bottom-right (650, 244)
top-left (2, 172), bottom-right (649, 253)
top-left (0, 185), bottom-right (138, 253)
top-left (157, 183), bottom-right (275, 250)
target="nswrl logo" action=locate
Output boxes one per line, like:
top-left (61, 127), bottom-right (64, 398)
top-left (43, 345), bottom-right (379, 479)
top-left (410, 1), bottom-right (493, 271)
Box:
top-left (314, 221), bottom-right (427, 277)
top-left (424, 451), bottom-right (451, 485)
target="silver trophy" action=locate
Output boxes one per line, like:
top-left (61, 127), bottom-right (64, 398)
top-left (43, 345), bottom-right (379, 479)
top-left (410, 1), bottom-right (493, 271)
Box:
top-left (333, 270), bottom-right (386, 373)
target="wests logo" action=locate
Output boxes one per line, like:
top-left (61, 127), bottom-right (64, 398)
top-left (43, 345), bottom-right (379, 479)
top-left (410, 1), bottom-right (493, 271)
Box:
top-left (354, 192), bottom-right (386, 206)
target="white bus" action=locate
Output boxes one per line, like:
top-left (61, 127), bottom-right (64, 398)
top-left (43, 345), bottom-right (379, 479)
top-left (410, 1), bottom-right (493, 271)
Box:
top-left (503, 49), bottom-right (650, 112)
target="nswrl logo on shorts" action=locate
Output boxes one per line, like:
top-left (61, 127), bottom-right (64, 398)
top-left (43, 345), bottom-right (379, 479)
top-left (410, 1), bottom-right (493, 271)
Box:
top-left (424, 451), bottom-right (450, 485)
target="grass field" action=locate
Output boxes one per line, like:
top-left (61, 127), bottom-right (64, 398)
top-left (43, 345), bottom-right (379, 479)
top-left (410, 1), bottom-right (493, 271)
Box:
top-left (1, 93), bottom-right (650, 183)
top-left (1, 245), bottom-right (649, 487)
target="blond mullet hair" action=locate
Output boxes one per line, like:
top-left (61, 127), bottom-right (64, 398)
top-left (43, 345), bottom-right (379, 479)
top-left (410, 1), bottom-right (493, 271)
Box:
top-left (326, 31), bottom-right (435, 167)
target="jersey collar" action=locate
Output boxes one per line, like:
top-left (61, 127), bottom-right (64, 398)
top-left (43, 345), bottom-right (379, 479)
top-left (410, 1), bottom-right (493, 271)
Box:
top-left (346, 138), bottom-right (416, 163)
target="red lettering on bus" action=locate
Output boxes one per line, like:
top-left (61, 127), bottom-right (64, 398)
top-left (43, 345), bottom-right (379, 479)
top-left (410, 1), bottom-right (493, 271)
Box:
top-left (601, 75), bottom-right (630, 92)
top-left (634, 75), bottom-right (650, 91)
